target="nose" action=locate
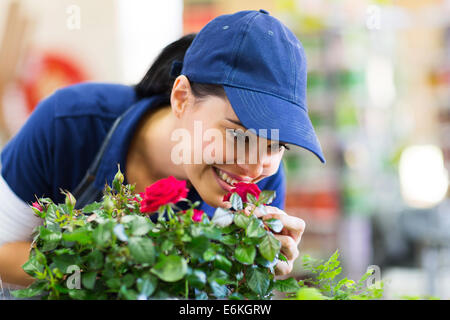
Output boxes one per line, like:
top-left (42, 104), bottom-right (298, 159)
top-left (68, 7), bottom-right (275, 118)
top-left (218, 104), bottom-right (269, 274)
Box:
top-left (235, 151), bottom-right (275, 180)
top-left (236, 162), bottom-right (264, 180)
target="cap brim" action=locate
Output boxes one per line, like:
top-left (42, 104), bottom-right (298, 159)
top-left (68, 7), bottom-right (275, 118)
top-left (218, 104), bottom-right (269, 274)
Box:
top-left (223, 85), bottom-right (326, 164)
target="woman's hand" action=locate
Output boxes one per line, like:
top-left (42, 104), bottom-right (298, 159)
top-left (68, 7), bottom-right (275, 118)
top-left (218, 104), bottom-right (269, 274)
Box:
top-left (244, 205), bottom-right (305, 276)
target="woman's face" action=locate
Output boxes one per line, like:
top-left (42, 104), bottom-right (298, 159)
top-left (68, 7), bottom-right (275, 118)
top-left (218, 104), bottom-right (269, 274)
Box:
top-left (170, 76), bottom-right (287, 208)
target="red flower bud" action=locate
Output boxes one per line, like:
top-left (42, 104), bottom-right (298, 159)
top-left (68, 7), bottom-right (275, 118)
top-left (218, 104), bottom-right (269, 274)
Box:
top-left (222, 182), bottom-right (261, 203)
top-left (32, 201), bottom-right (43, 212)
top-left (181, 209), bottom-right (205, 222)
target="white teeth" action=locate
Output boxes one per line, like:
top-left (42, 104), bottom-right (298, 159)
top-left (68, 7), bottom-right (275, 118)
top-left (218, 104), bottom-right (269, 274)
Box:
top-left (215, 168), bottom-right (238, 186)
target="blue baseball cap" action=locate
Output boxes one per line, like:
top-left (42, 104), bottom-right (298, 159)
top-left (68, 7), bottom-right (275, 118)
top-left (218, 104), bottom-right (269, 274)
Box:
top-left (180, 9), bottom-right (326, 164)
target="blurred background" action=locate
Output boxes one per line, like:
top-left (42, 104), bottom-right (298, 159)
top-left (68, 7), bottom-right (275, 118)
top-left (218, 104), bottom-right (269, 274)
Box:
top-left (1, 0), bottom-right (450, 299)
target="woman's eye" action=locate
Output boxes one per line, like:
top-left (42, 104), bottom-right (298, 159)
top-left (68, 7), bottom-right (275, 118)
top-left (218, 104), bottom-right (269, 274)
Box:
top-left (229, 129), bottom-right (248, 142)
top-left (228, 129), bottom-right (290, 151)
top-left (269, 143), bottom-right (290, 152)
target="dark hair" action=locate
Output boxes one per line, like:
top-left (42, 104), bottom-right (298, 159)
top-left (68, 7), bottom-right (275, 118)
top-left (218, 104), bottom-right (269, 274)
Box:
top-left (134, 33), bottom-right (227, 102)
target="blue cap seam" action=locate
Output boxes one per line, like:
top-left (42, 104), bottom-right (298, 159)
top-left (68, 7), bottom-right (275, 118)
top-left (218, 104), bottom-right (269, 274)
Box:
top-left (222, 82), bottom-right (308, 112)
top-left (227, 12), bottom-right (260, 83)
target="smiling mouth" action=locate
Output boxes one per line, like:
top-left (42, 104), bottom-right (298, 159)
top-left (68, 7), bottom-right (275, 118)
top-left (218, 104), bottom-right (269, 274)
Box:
top-left (213, 167), bottom-right (240, 187)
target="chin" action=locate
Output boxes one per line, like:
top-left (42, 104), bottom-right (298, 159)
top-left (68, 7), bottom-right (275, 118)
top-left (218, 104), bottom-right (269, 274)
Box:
top-left (189, 165), bottom-right (229, 209)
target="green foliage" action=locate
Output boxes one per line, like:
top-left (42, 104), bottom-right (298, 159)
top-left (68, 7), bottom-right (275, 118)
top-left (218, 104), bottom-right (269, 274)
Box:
top-left (12, 169), bottom-right (386, 300)
top-left (12, 172), bottom-right (291, 300)
top-left (285, 250), bottom-right (384, 300)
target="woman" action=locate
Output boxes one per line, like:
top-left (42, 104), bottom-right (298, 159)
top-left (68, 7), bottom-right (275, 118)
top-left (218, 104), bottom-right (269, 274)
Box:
top-left (0, 9), bottom-right (325, 287)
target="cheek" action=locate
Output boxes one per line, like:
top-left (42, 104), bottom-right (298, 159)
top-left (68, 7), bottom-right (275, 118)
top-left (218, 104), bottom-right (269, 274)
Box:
top-left (263, 154), bottom-right (284, 175)
top-left (201, 129), bottom-right (229, 165)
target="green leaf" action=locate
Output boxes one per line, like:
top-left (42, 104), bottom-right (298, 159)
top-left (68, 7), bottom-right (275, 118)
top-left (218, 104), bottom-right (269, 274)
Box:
top-left (228, 292), bottom-right (245, 300)
top-left (221, 234), bottom-right (239, 246)
top-left (11, 287), bottom-right (43, 298)
top-left (234, 245), bottom-right (256, 265)
top-left (259, 233), bottom-right (281, 262)
top-left (11, 280), bottom-right (46, 298)
top-left (187, 269), bottom-right (207, 289)
top-left (221, 224), bottom-right (239, 234)
top-left (264, 218), bottom-right (283, 233)
top-left (86, 250), bottom-right (104, 270)
top-left (278, 253), bottom-right (288, 262)
top-left (33, 248), bottom-right (47, 265)
top-left (39, 227), bottom-right (62, 242)
top-left (62, 227), bottom-right (92, 245)
top-left (119, 286), bottom-right (138, 300)
top-left (82, 271), bottom-right (97, 290)
top-left (52, 254), bottom-right (81, 273)
top-left (255, 255), bottom-right (278, 268)
top-left (211, 207), bottom-right (234, 227)
top-left (202, 225), bottom-right (223, 241)
top-left (106, 278), bottom-right (121, 289)
top-left (137, 276), bottom-right (158, 297)
top-left (246, 218), bottom-right (266, 238)
top-left (22, 257), bottom-right (44, 276)
top-left (214, 254), bottom-right (232, 273)
top-left (130, 216), bottom-right (153, 236)
top-left (208, 269), bottom-right (230, 286)
top-left (186, 236), bottom-right (210, 259)
top-left (53, 248), bottom-right (75, 255)
top-left (161, 239), bottom-right (174, 253)
top-left (243, 236), bottom-right (261, 246)
top-left (82, 202), bottom-right (102, 213)
top-left (195, 290), bottom-right (208, 300)
top-left (246, 193), bottom-right (258, 204)
top-left (92, 222), bottom-right (112, 247)
top-left (233, 212), bottom-right (250, 229)
top-left (209, 280), bottom-right (229, 298)
top-left (296, 287), bottom-right (327, 300)
top-left (129, 237), bottom-right (155, 264)
top-left (45, 204), bottom-right (61, 232)
top-left (247, 268), bottom-right (270, 297)
top-left (230, 192), bottom-right (243, 210)
top-left (258, 190), bottom-right (276, 205)
top-left (122, 273), bottom-right (135, 288)
top-left (68, 289), bottom-right (89, 300)
top-left (151, 255), bottom-right (187, 282)
top-left (203, 248), bottom-right (216, 261)
top-left (274, 278), bottom-right (301, 293)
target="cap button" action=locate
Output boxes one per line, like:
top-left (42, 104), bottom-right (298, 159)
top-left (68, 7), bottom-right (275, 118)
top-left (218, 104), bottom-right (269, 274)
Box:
top-left (259, 9), bottom-right (269, 15)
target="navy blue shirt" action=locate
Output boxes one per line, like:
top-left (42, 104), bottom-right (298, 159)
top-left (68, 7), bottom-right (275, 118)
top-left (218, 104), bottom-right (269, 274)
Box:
top-left (0, 82), bottom-right (286, 217)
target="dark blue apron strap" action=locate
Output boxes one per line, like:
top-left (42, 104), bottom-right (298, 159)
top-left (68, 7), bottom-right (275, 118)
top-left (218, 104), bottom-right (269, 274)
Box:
top-left (72, 103), bottom-right (139, 209)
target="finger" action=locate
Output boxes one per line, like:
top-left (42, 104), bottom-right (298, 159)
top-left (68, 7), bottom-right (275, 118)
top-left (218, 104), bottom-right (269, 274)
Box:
top-left (264, 212), bottom-right (305, 243)
top-left (264, 206), bottom-right (288, 216)
top-left (275, 260), bottom-right (292, 276)
top-left (243, 204), bottom-right (265, 218)
top-left (274, 234), bottom-right (299, 261)
top-left (221, 201), bottom-right (232, 210)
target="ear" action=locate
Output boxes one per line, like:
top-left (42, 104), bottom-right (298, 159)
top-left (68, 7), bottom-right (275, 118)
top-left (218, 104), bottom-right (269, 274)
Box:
top-left (170, 75), bottom-right (194, 119)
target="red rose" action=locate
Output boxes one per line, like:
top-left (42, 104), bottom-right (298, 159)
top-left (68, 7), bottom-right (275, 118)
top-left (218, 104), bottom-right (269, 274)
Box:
top-left (192, 209), bottom-right (205, 222)
top-left (181, 209), bottom-right (205, 222)
top-left (140, 176), bottom-right (189, 214)
top-left (222, 182), bottom-right (261, 203)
